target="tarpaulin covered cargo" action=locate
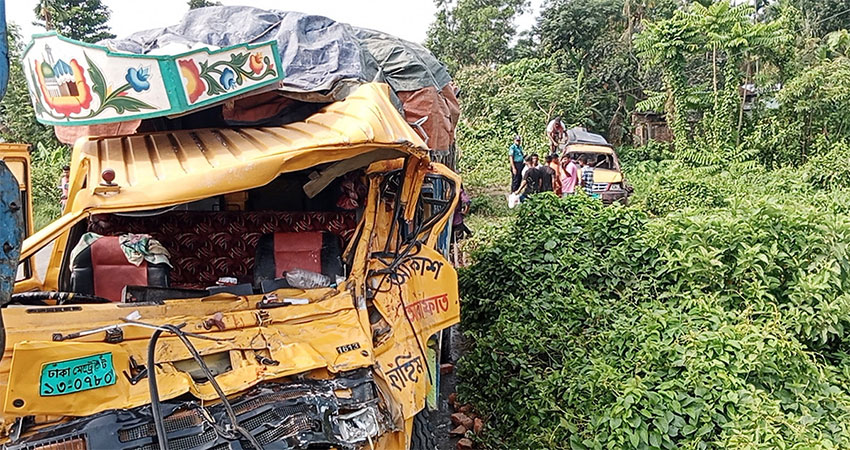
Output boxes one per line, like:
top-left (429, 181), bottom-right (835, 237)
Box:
top-left (81, 6), bottom-right (460, 153)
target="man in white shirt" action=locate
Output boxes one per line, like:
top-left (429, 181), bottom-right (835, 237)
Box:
top-left (546, 117), bottom-right (567, 153)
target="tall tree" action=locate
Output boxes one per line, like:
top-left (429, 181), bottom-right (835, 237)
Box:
top-left (0, 24), bottom-right (60, 147)
top-left (534, 0), bottom-right (680, 143)
top-left (188, 0), bottom-right (222, 9)
top-left (425, 0), bottom-right (527, 73)
top-left (536, 0), bottom-right (625, 60)
top-left (33, 0), bottom-right (115, 43)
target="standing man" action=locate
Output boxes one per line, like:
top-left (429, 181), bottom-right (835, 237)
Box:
top-left (540, 155), bottom-right (556, 194)
top-left (509, 135), bottom-right (524, 193)
top-left (548, 153), bottom-right (562, 195)
top-left (58, 165), bottom-right (70, 211)
top-left (546, 116), bottom-right (567, 153)
top-left (561, 154), bottom-right (578, 196)
top-left (579, 155), bottom-right (596, 196)
top-left (513, 156), bottom-right (542, 202)
top-left (524, 153), bottom-right (541, 177)
top-left (531, 153), bottom-right (541, 168)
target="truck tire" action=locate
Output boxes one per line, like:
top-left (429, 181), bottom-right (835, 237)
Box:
top-left (410, 410), bottom-right (438, 450)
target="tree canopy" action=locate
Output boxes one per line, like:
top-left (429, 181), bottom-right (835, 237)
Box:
top-left (426, 0), bottom-right (528, 73)
top-left (33, 0), bottom-right (115, 43)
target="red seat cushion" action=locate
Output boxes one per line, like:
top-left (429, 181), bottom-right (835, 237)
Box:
top-left (90, 236), bottom-right (148, 302)
top-left (273, 232), bottom-right (323, 275)
top-left (88, 211), bottom-right (357, 288)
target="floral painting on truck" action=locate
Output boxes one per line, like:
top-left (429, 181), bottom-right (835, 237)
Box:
top-left (22, 33), bottom-right (283, 126)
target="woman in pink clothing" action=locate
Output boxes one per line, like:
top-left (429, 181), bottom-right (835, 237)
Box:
top-left (560, 154), bottom-right (578, 196)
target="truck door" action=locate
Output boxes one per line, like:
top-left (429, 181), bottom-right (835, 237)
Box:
top-left (0, 160), bottom-right (24, 305)
top-left (0, 144), bottom-right (35, 287)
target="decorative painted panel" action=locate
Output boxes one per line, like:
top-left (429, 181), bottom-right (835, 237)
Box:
top-left (22, 33), bottom-right (283, 126)
top-left (176, 49), bottom-right (278, 106)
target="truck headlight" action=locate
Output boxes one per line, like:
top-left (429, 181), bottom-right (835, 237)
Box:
top-left (338, 406), bottom-right (381, 443)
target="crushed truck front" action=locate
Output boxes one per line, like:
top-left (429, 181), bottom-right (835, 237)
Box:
top-left (3, 83), bottom-right (460, 450)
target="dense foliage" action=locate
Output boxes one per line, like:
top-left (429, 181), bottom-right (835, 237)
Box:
top-left (459, 180), bottom-right (850, 448)
top-left (0, 27), bottom-right (59, 148)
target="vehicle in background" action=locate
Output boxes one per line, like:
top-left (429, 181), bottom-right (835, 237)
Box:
top-left (563, 128), bottom-right (633, 205)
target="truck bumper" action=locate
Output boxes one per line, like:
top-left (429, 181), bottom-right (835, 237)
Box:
top-left (5, 369), bottom-right (393, 450)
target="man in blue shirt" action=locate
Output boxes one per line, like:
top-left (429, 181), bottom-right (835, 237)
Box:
top-left (509, 135), bottom-right (524, 192)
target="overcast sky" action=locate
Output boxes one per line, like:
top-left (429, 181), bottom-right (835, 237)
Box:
top-left (8, 0), bottom-right (542, 45)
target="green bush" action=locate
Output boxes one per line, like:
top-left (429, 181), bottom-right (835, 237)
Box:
top-left (31, 142), bottom-right (70, 230)
top-left (804, 140), bottom-right (850, 190)
top-left (640, 176), bottom-right (728, 216)
top-left (618, 140), bottom-right (674, 167)
top-left (458, 193), bottom-right (850, 449)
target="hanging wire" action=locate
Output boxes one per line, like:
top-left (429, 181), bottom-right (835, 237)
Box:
top-left (145, 322), bottom-right (264, 450)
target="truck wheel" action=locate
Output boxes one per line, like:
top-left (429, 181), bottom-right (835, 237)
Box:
top-left (410, 410), bottom-right (438, 450)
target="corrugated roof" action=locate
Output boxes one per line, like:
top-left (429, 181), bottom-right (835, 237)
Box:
top-left (66, 83), bottom-right (426, 213)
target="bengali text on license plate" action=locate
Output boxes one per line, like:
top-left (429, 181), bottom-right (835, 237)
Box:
top-left (39, 352), bottom-right (116, 396)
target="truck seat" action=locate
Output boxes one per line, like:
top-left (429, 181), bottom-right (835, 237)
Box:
top-left (87, 211), bottom-right (357, 289)
top-left (70, 236), bottom-right (170, 302)
top-left (253, 232), bottom-right (344, 287)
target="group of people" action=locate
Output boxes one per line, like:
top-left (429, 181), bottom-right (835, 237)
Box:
top-left (509, 130), bottom-right (595, 201)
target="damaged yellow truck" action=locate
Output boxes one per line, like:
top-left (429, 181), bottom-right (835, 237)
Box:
top-left (1, 11), bottom-right (462, 450)
top-left (6, 81), bottom-right (459, 450)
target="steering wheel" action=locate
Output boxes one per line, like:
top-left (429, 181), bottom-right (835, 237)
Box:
top-left (9, 291), bottom-right (112, 306)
